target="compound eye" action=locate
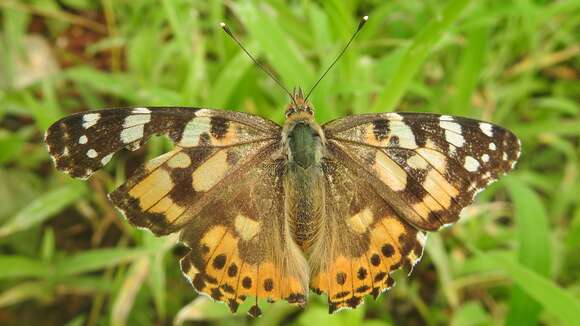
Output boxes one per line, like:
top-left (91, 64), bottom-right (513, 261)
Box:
top-left (285, 107), bottom-right (297, 117)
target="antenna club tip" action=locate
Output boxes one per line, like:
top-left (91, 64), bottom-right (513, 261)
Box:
top-left (363, 15), bottom-right (369, 21)
top-left (219, 22), bottom-right (226, 27)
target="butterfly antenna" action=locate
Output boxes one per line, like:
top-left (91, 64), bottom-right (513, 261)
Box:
top-left (220, 22), bottom-right (298, 107)
top-left (304, 15), bottom-right (368, 102)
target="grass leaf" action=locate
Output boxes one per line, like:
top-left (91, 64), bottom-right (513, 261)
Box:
top-left (504, 176), bottom-right (551, 324)
top-left (0, 181), bottom-right (87, 238)
top-left (474, 250), bottom-right (580, 326)
top-left (370, 0), bottom-right (470, 112)
top-left (0, 256), bottom-right (52, 279)
top-left (233, 1), bottom-right (314, 89)
top-left (56, 247), bottom-right (150, 276)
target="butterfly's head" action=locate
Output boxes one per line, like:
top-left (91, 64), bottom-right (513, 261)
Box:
top-left (285, 87), bottom-right (314, 120)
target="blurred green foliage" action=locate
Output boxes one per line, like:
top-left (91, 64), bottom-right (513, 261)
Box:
top-left (1, 0), bottom-right (579, 325)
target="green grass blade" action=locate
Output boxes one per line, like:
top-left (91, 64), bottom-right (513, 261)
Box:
top-left (111, 257), bottom-right (149, 326)
top-left (208, 41), bottom-right (260, 109)
top-left (474, 250), bottom-right (580, 326)
top-left (233, 1), bottom-right (314, 90)
top-left (450, 25), bottom-right (488, 115)
top-left (370, 0), bottom-right (470, 112)
top-left (0, 181), bottom-right (87, 238)
top-left (0, 281), bottom-right (52, 308)
top-left (56, 247), bottom-right (150, 276)
top-left (504, 176), bottom-right (551, 325)
top-left (0, 256), bottom-right (51, 279)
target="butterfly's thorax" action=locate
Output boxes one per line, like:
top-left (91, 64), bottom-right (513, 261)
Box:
top-left (282, 111), bottom-right (326, 252)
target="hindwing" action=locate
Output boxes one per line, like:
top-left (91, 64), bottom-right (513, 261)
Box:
top-left (309, 157), bottom-right (426, 312)
top-left (178, 157), bottom-right (309, 317)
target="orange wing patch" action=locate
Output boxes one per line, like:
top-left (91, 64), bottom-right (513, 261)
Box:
top-left (310, 208), bottom-right (424, 313)
top-left (181, 222), bottom-right (307, 317)
top-left (178, 160), bottom-right (309, 317)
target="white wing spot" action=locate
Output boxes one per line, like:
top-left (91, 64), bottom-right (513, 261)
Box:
top-left (120, 125), bottom-right (145, 144)
top-left (479, 122), bottom-right (493, 137)
top-left (101, 153), bottom-right (113, 165)
top-left (387, 112), bottom-right (404, 120)
top-left (78, 135), bottom-right (88, 144)
top-left (87, 149), bottom-right (98, 158)
top-left (502, 152), bottom-right (508, 160)
top-left (132, 107), bottom-right (151, 114)
top-left (390, 120), bottom-right (417, 149)
top-left (194, 109), bottom-right (213, 116)
top-left (180, 117), bottom-right (212, 147)
top-left (445, 130), bottom-right (465, 148)
top-left (489, 143), bottom-right (497, 151)
top-left (123, 113), bottom-right (151, 128)
top-left (440, 120), bottom-right (465, 148)
top-left (82, 113), bottom-right (100, 129)
top-left (440, 120), bottom-right (462, 134)
top-left (481, 154), bottom-right (490, 162)
top-left (464, 156), bottom-right (480, 172)
top-left (439, 115), bottom-right (454, 121)
top-left (62, 146), bottom-right (69, 156)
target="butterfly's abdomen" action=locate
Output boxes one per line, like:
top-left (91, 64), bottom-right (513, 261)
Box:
top-left (284, 122), bottom-right (325, 251)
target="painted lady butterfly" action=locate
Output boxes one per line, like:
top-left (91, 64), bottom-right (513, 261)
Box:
top-left (45, 17), bottom-right (520, 316)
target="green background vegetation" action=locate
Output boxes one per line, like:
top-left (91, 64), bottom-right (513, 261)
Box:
top-left (1, 0), bottom-right (579, 325)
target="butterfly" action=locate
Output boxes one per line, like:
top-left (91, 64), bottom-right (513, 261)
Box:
top-left (44, 18), bottom-right (521, 317)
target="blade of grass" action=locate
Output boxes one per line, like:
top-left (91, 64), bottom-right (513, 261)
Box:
top-left (450, 302), bottom-right (491, 326)
top-left (473, 250), bottom-right (580, 326)
top-left (29, 79), bottom-right (63, 131)
top-left (511, 119), bottom-right (580, 138)
top-left (504, 176), bottom-right (551, 325)
top-left (233, 1), bottom-right (314, 90)
top-left (207, 41), bottom-right (260, 108)
top-left (450, 25), bottom-right (488, 115)
top-left (426, 234), bottom-right (459, 308)
top-left (111, 257), bottom-right (149, 326)
top-left (56, 247), bottom-right (151, 276)
top-left (0, 256), bottom-right (51, 279)
top-left (0, 181), bottom-right (87, 238)
top-left (0, 130), bottom-right (26, 164)
top-left (142, 232), bottom-right (177, 320)
top-left (370, 0), bottom-right (470, 112)
top-left (0, 281), bottom-right (52, 308)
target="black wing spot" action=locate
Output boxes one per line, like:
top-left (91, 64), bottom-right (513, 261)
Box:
top-left (242, 276), bottom-right (252, 289)
top-left (336, 272), bottom-right (347, 285)
top-left (212, 254), bottom-right (227, 270)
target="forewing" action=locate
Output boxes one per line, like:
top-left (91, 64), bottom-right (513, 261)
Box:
top-left (108, 141), bottom-right (276, 235)
top-left (323, 112), bottom-right (521, 230)
top-left (179, 158), bottom-right (309, 317)
top-left (309, 158), bottom-right (425, 312)
top-left (45, 107), bottom-right (278, 179)
top-left (46, 106), bottom-right (282, 234)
